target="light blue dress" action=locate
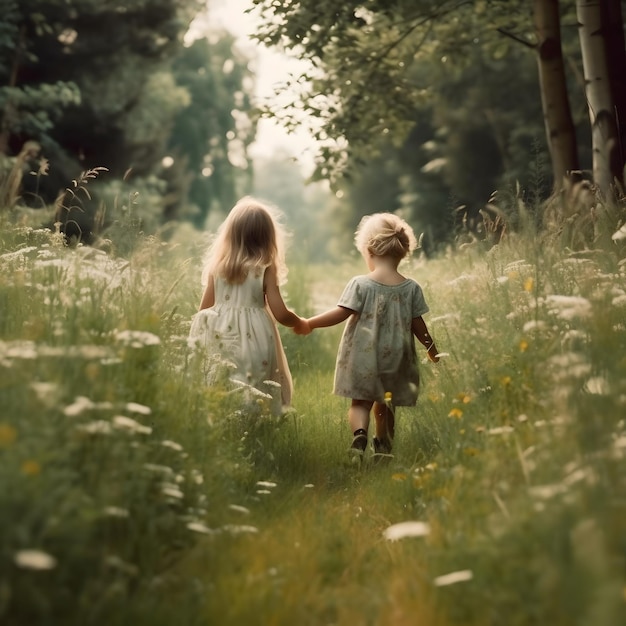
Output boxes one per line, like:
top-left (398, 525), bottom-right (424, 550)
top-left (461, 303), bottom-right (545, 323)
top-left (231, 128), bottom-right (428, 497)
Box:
top-left (333, 276), bottom-right (429, 406)
top-left (188, 269), bottom-right (293, 414)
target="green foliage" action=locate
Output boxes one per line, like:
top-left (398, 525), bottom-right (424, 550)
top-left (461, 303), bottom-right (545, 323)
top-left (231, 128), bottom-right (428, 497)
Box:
top-left (0, 0), bottom-right (257, 238)
top-left (250, 0), bottom-right (597, 246)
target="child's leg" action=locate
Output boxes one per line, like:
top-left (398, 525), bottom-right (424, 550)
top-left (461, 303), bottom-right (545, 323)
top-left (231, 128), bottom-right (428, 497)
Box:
top-left (349, 399), bottom-right (373, 452)
top-left (373, 401), bottom-right (394, 454)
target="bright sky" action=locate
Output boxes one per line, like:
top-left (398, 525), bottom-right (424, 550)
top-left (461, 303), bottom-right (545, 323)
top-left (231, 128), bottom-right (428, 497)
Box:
top-left (205, 0), bottom-right (317, 173)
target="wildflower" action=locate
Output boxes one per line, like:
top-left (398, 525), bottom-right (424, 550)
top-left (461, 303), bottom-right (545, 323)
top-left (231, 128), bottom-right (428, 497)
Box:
top-left (75, 420), bottom-right (112, 435)
top-left (228, 504), bottom-right (250, 515)
top-left (161, 484), bottom-right (184, 499)
top-left (523, 320), bottom-right (547, 333)
top-left (102, 506), bottom-right (130, 518)
top-left (584, 377), bottom-right (610, 395)
top-left (161, 440), bottom-right (183, 452)
top-left (391, 473), bottom-right (407, 481)
top-left (523, 277), bottom-right (534, 293)
top-left (114, 330), bottom-right (161, 348)
top-left (256, 480), bottom-right (277, 488)
top-left (187, 521), bottom-right (214, 534)
top-left (383, 521), bottom-right (431, 541)
top-left (519, 339), bottom-right (529, 352)
top-left (30, 382), bottom-right (59, 407)
top-left (448, 408), bottom-right (463, 419)
top-left (14, 549), bottom-right (57, 570)
top-left (546, 294), bottom-right (592, 320)
top-left (501, 376), bottom-right (512, 387)
top-left (222, 524), bottom-right (259, 535)
top-left (64, 396), bottom-right (96, 416)
top-left (126, 402), bottom-right (152, 415)
top-left (112, 415), bottom-right (152, 435)
top-left (455, 392), bottom-right (472, 404)
top-left (434, 569), bottom-right (473, 587)
top-left (611, 223), bottom-right (626, 241)
top-left (21, 460), bottom-right (41, 476)
top-left (0, 423), bottom-right (17, 447)
top-left (488, 426), bottom-right (514, 435)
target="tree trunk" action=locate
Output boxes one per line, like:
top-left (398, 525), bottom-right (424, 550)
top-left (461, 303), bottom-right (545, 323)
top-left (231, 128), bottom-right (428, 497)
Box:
top-left (600, 0), bottom-right (626, 189)
top-left (576, 0), bottom-right (621, 199)
top-left (533, 0), bottom-right (579, 192)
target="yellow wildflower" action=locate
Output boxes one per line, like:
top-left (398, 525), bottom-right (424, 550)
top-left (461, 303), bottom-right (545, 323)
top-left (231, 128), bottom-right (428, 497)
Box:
top-left (0, 424), bottom-right (17, 447)
top-left (21, 460), bottom-right (41, 476)
top-left (523, 277), bottom-right (534, 292)
top-left (391, 473), bottom-right (407, 482)
top-left (448, 408), bottom-right (463, 419)
top-left (519, 339), bottom-right (529, 352)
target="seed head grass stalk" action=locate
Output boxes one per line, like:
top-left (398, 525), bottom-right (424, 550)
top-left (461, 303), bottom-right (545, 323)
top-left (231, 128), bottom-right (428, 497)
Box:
top-left (0, 219), bottom-right (625, 625)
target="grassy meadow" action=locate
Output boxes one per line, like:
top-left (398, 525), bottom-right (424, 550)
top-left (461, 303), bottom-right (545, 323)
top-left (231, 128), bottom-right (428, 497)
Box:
top-left (1, 209), bottom-right (625, 626)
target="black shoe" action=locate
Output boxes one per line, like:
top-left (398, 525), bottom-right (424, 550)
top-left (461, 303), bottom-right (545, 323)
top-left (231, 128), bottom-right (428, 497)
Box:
top-left (372, 437), bottom-right (393, 462)
top-left (350, 429), bottom-right (368, 455)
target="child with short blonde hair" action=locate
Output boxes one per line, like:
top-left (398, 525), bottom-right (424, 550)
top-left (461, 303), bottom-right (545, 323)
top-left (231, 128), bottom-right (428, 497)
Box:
top-left (297, 212), bottom-right (439, 457)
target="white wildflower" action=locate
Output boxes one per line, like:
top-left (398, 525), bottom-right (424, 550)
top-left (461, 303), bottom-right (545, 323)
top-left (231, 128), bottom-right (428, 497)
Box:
top-left (102, 506), bottom-right (130, 518)
top-left (383, 521), bottom-right (431, 541)
top-left (584, 377), bottom-right (610, 395)
top-left (161, 484), bottom-right (184, 499)
top-left (256, 480), bottom-right (277, 488)
top-left (228, 504), bottom-right (250, 515)
top-left (114, 330), bottom-right (161, 348)
top-left (612, 294), bottom-right (626, 307)
top-left (434, 569), bottom-right (473, 587)
top-left (611, 223), bottom-right (626, 241)
top-left (546, 294), bottom-right (592, 320)
top-left (143, 463), bottom-right (174, 476)
top-left (125, 402), bottom-right (152, 415)
top-left (488, 426), bottom-right (514, 435)
top-left (75, 420), bottom-right (112, 435)
top-left (187, 521), bottom-right (214, 535)
top-left (528, 484), bottom-right (567, 500)
top-left (112, 415), bottom-right (152, 435)
top-left (161, 440), bottom-right (184, 452)
top-left (14, 549), bottom-right (57, 570)
top-left (222, 524), bottom-right (259, 535)
top-left (64, 396), bottom-right (95, 416)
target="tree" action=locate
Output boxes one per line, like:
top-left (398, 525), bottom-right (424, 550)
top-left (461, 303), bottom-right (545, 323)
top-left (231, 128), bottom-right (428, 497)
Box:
top-left (251, 0), bottom-right (624, 232)
top-left (576, 0), bottom-right (624, 198)
top-left (166, 33), bottom-right (256, 226)
top-left (533, 0), bottom-right (580, 189)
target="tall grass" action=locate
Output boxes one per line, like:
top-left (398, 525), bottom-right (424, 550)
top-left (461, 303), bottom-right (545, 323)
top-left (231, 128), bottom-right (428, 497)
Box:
top-left (0, 211), bottom-right (625, 625)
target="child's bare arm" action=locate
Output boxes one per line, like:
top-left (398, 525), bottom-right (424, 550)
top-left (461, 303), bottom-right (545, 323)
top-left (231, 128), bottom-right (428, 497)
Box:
top-left (411, 316), bottom-right (440, 362)
top-left (264, 264), bottom-right (304, 328)
top-left (199, 276), bottom-right (215, 310)
top-left (307, 306), bottom-right (353, 330)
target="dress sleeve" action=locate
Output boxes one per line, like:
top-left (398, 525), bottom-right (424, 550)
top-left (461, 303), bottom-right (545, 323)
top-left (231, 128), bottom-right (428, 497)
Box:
top-left (411, 281), bottom-right (430, 317)
top-left (337, 277), bottom-right (363, 313)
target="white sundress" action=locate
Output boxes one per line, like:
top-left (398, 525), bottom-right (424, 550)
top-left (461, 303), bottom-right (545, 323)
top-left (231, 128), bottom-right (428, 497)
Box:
top-left (188, 268), bottom-right (293, 414)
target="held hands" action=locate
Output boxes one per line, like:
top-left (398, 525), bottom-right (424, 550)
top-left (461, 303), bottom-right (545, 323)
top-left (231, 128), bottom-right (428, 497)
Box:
top-left (293, 317), bottom-right (312, 336)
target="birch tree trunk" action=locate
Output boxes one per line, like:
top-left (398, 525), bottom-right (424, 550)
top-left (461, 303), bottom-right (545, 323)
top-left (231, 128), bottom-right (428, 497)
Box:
top-left (533, 0), bottom-right (579, 192)
top-left (576, 0), bottom-right (621, 199)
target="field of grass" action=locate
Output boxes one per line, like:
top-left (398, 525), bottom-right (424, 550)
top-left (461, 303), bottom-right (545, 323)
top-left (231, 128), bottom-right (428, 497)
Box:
top-left (1, 214), bottom-right (625, 626)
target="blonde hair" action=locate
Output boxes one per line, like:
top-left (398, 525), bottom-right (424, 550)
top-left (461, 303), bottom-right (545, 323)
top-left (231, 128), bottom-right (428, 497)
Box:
top-left (202, 197), bottom-right (288, 285)
top-left (354, 212), bottom-right (418, 260)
